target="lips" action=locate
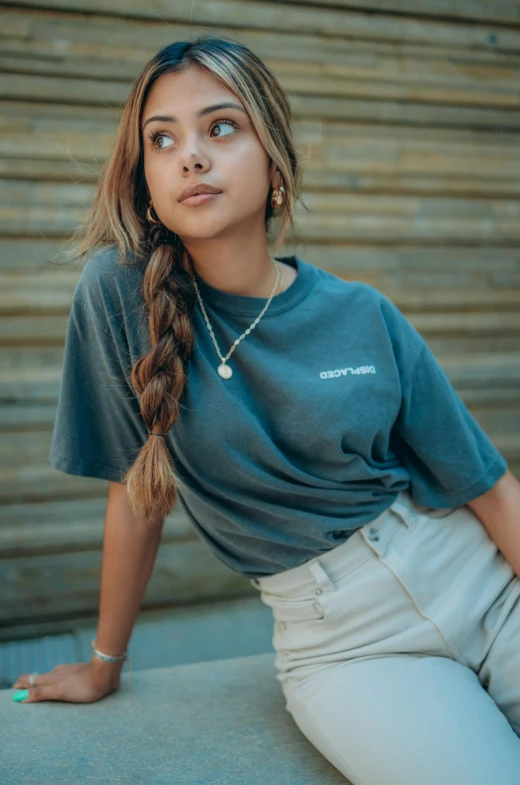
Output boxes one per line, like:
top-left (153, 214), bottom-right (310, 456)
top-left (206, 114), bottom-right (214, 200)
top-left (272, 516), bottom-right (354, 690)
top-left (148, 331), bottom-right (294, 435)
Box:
top-left (181, 192), bottom-right (221, 206)
top-left (179, 184), bottom-right (222, 202)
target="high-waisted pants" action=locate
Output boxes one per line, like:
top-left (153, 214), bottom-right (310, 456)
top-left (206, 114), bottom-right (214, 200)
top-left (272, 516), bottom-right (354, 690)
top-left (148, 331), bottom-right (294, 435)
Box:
top-left (250, 490), bottom-right (520, 785)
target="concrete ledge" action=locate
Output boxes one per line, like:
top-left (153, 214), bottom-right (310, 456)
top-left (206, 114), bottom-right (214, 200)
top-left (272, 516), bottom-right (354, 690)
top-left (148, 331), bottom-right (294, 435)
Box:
top-left (1, 652), bottom-right (348, 784)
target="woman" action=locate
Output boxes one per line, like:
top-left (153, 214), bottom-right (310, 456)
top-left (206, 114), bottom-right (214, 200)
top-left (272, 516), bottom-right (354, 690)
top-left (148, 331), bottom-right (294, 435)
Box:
top-left (11, 34), bottom-right (520, 784)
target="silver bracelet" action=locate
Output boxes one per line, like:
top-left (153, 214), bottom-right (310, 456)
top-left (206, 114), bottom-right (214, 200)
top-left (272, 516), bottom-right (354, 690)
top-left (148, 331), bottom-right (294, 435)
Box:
top-left (91, 639), bottom-right (128, 662)
top-left (91, 639), bottom-right (132, 688)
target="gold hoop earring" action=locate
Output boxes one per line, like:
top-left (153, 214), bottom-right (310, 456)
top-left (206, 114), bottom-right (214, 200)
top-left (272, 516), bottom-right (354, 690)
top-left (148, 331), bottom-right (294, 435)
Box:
top-left (270, 184), bottom-right (285, 210)
top-left (146, 199), bottom-right (162, 225)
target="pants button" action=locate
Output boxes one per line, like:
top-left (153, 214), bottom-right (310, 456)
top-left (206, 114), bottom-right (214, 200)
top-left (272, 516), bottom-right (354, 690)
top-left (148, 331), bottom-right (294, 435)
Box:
top-left (315, 588), bottom-right (323, 595)
top-left (368, 527), bottom-right (380, 541)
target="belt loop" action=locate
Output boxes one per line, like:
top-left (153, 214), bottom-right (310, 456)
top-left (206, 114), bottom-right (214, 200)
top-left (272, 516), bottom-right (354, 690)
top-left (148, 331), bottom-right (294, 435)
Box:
top-left (307, 560), bottom-right (335, 593)
top-left (390, 491), bottom-right (420, 529)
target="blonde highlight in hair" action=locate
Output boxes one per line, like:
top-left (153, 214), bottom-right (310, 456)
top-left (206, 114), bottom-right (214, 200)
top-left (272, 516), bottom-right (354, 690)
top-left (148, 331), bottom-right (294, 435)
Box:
top-left (58, 33), bottom-right (305, 524)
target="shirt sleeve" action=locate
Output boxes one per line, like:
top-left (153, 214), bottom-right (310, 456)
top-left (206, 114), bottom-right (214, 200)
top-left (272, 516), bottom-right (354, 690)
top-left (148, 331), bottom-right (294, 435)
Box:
top-left (48, 266), bottom-right (148, 484)
top-left (375, 288), bottom-right (508, 508)
top-left (389, 341), bottom-right (508, 509)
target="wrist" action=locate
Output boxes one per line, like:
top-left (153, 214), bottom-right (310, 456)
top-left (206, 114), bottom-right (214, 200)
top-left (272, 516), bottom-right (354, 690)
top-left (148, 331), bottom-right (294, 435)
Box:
top-left (90, 639), bottom-right (127, 689)
top-left (90, 655), bottom-right (125, 689)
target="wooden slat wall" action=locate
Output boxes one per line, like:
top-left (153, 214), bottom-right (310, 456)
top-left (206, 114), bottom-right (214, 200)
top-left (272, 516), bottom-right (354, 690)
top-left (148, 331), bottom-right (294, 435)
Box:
top-left (1, 1), bottom-right (519, 631)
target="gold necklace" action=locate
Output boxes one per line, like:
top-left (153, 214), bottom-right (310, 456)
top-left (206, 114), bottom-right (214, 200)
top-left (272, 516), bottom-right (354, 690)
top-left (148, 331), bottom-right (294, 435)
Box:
top-left (192, 258), bottom-right (282, 380)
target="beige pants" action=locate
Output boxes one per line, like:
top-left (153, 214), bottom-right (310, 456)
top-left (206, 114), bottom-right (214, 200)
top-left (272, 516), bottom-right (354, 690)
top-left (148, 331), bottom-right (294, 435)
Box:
top-left (251, 490), bottom-right (520, 785)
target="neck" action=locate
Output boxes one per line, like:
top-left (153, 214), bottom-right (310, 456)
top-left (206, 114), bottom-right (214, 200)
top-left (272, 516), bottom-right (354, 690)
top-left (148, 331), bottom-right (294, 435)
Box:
top-left (181, 239), bottom-right (287, 297)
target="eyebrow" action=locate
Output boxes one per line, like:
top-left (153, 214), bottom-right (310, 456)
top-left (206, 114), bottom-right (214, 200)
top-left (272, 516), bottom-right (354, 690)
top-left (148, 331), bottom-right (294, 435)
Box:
top-left (142, 102), bottom-right (248, 131)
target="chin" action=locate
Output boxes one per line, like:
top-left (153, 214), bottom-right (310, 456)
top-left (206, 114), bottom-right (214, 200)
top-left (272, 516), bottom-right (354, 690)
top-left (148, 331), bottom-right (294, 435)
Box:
top-left (174, 227), bottom-right (225, 244)
top-left (182, 216), bottom-right (240, 239)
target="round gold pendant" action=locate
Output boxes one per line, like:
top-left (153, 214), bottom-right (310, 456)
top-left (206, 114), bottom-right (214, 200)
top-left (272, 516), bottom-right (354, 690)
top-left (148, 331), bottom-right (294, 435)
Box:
top-left (218, 363), bottom-right (233, 379)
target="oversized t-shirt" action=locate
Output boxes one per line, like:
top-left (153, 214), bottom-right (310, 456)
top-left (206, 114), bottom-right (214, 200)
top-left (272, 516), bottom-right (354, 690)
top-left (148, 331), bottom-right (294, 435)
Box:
top-left (48, 246), bottom-right (508, 578)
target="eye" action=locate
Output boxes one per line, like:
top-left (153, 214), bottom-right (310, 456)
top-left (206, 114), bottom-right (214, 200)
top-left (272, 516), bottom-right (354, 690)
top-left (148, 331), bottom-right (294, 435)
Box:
top-left (210, 118), bottom-right (238, 138)
top-left (147, 131), bottom-right (173, 149)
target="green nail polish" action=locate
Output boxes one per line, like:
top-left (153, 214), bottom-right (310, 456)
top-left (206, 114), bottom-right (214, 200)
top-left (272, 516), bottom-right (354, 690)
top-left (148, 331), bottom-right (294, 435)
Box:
top-left (12, 690), bottom-right (29, 702)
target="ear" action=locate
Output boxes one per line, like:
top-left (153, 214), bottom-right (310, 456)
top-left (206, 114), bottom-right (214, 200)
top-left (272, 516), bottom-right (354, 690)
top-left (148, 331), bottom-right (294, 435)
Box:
top-left (269, 162), bottom-right (282, 191)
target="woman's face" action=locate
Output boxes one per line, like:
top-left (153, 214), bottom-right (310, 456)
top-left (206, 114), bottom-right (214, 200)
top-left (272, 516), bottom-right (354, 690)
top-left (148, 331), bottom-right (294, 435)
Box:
top-left (140, 64), bottom-right (280, 244)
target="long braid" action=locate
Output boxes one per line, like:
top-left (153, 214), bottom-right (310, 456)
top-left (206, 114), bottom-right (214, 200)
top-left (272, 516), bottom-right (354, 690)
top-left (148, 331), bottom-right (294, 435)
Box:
top-left (122, 226), bottom-right (196, 523)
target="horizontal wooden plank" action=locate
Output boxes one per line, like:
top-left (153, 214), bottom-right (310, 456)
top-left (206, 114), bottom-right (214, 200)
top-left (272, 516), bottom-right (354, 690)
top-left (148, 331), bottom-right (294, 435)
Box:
top-left (6, 443), bottom-right (520, 508)
top-left (4, 155), bottom-right (520, 198)
top-left (294, 0), bottom-right (520, 25)
top-left (6, 40), bottom-right (520, 100)
top-left (406, 312), bottom-right (520, 332)
top-left (303, 245), bottom-right (520, 277)
top-left (0, 403), bottom-right (57, 430)
top-left (0, 179), bottom-right (95, 206)
top-left (3, 72), bottom-right (520, 130)
top-left (2, 153), bottom-right (520, 200)
top-left (0, 402), bottom-right (520, 486)
top-left (0, 72), bottom-right (131, 107)
top-left (369, 288), bottom-right (520, 312)
top-left (468, 405), bottom-right (520, 439)
top-left (0, 238), bottom-right (70, 270)
top-left (0, 368), bottom-right (62, 402)
top-left (439, 352), bottom-right (520, 389)
top-left (0, 366), bottom-right (517, 433)
top-left (0, 464), bottom-right (112, 504)
top-left (3, 41), bottom-right (520, 108)
top-left (0, 537), bottom-right (250, 624)
top-left (295, 193), bottom-right (520, 243)
top-left (303, 124), bottom-right (520, 183)
top-left (5, 0), bottom-right (520, 52)
top-left (411, 336), bottom-right (520, 360)
top-left (1, 239), bottom-right (519, 283)
top-left (0, 496), bottom-right (197, 557)
top-left (1, 328), bottom-right (519, 407)
top-left (293, 94), bottom-right (520, 130)
top-left (0, 280), bottom-right (508, 316)
top-left (1, 310), bottom-right (519, 352)
top-left (0, 206), bottom-right (85, 236)
top-left (0, 315), bottom-right (68, 342)
top-left (1, 300), bottom-right (520, 352)
top-left (0, 272), bottom-right (78, 312)
top-left (0, 158), bottom-right (102, 183)
top-left (0, 85), bottom-right (518, 143)
top-left (0, 346), bottom-right (65, 373)
top-left (1, 437), bottom-right (518, 506)
top-left (1, 269), bottom-right (520, 314)
top-left (1, 377), bottom-right (518, 463)
top-left (2, 180), bottom-right (520, 242)
top-left (0, 99), bottom-right (119, 135)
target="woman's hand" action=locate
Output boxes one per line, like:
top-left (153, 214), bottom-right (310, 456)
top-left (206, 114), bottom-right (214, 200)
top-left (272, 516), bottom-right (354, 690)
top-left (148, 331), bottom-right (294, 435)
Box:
top-left (12, 659), bottom-right (124, 703)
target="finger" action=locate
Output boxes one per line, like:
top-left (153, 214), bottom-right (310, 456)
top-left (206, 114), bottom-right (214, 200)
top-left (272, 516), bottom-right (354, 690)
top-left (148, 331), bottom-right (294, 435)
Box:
top-left (12, 671), bottom-right (59, 689)
top-left (18, 684), bottom-right (64, 703)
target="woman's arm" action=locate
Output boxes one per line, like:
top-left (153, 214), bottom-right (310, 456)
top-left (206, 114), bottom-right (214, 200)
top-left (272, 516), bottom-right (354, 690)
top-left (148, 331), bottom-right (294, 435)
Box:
top-left (467, 469), bottom-right (520, 580)
top-left (91, 481), bottom-right (165, 688)
top-left (12, 481), bottom-right (165, 701)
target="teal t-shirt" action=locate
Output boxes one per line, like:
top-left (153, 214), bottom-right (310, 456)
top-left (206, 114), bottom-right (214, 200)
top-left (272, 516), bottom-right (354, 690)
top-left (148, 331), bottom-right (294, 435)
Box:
top-left (49, 247), bottom-right (508, 578)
